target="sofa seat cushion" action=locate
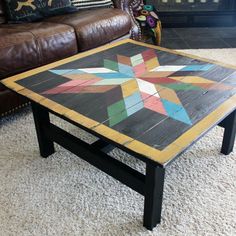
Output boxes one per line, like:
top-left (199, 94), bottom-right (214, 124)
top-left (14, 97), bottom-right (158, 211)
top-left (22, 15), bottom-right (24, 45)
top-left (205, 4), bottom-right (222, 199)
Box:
top-left (0, 22), bottom-right (78, 79)
top-left (45, 8), bottom-right (131, 51)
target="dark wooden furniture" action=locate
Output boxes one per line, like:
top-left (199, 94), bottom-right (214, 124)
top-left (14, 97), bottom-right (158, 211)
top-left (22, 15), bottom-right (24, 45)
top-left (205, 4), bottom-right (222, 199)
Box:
top-left (146, 0), bottom-right (236, 27)
top-left (2, 39), bottom-right (236, 230)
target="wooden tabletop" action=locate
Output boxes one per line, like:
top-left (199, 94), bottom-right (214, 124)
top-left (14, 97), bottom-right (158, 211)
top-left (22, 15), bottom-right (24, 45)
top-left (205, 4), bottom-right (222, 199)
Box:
top-left (2, 39), bottom-right (236, 166)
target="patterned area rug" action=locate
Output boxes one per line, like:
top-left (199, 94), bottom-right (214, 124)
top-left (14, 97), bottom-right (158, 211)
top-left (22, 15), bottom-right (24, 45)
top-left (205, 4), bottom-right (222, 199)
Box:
top-left (0, 48), bottom-right (236, 236)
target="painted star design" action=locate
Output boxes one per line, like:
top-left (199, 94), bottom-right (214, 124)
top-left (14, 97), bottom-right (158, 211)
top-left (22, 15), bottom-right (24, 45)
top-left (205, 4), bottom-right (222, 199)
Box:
top-left (42, 49), bottom-right (231, 127)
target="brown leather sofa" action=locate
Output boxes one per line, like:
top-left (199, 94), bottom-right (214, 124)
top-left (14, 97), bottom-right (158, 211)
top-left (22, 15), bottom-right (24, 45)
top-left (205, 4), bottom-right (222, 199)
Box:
top-left (0, 0), bottom-right (141, 117)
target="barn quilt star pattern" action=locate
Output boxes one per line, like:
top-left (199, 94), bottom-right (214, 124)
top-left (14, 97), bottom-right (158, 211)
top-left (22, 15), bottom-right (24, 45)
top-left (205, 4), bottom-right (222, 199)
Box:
top-left (41, 49), bottom-right (231, 127)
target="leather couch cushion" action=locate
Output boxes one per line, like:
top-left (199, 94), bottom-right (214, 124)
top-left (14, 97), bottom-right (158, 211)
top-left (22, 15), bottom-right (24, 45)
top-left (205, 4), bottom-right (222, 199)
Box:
top-left (0, 89), bottom-right (28, 115)
top-left (45, 8), bottom-right (131, 51)
top-left (0, 22), bottom-right (78, 79)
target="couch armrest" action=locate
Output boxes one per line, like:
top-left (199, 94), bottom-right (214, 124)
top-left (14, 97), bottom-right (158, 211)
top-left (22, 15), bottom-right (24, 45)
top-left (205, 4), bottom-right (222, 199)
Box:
top-left (113, 0), bottom-right (142, 41)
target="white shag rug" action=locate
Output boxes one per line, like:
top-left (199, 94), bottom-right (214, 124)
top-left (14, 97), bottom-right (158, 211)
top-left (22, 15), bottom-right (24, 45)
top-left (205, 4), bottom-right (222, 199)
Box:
top-left (0, 49), bottom-right (236, 236)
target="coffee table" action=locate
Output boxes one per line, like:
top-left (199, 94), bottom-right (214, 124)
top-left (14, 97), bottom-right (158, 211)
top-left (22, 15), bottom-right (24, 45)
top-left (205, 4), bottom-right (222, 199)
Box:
top-left (2, 39), bottom-right (236, 230)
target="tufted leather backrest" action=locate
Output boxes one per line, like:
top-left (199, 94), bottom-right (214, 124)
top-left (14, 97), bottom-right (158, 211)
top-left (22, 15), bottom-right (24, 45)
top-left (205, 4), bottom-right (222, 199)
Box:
top-left (0, 0), bottom-right (6, 24)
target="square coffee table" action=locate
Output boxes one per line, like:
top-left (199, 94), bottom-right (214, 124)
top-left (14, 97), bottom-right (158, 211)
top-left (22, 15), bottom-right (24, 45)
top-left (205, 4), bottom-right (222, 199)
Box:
top-left (2, 39), bottom-right (236, 230)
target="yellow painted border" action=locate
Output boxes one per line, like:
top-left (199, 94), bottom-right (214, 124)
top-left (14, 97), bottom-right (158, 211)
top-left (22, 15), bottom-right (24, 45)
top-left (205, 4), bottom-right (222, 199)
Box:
top-left (2, 39), bottom-right (236, 166)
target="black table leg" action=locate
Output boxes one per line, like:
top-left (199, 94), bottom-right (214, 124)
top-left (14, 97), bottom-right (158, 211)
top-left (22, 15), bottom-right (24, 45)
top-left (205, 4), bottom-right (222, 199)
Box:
top-left (31, 102), bottom-right (55, 158)
top-left (143, 163), bottom-right (165, 230)
top-left (221, 110), bottom-right (236, 155)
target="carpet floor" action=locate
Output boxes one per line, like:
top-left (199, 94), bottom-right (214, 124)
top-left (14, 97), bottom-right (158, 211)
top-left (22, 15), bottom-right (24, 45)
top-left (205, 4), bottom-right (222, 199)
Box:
top-left (0, 49), bottom-right (236, 236)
